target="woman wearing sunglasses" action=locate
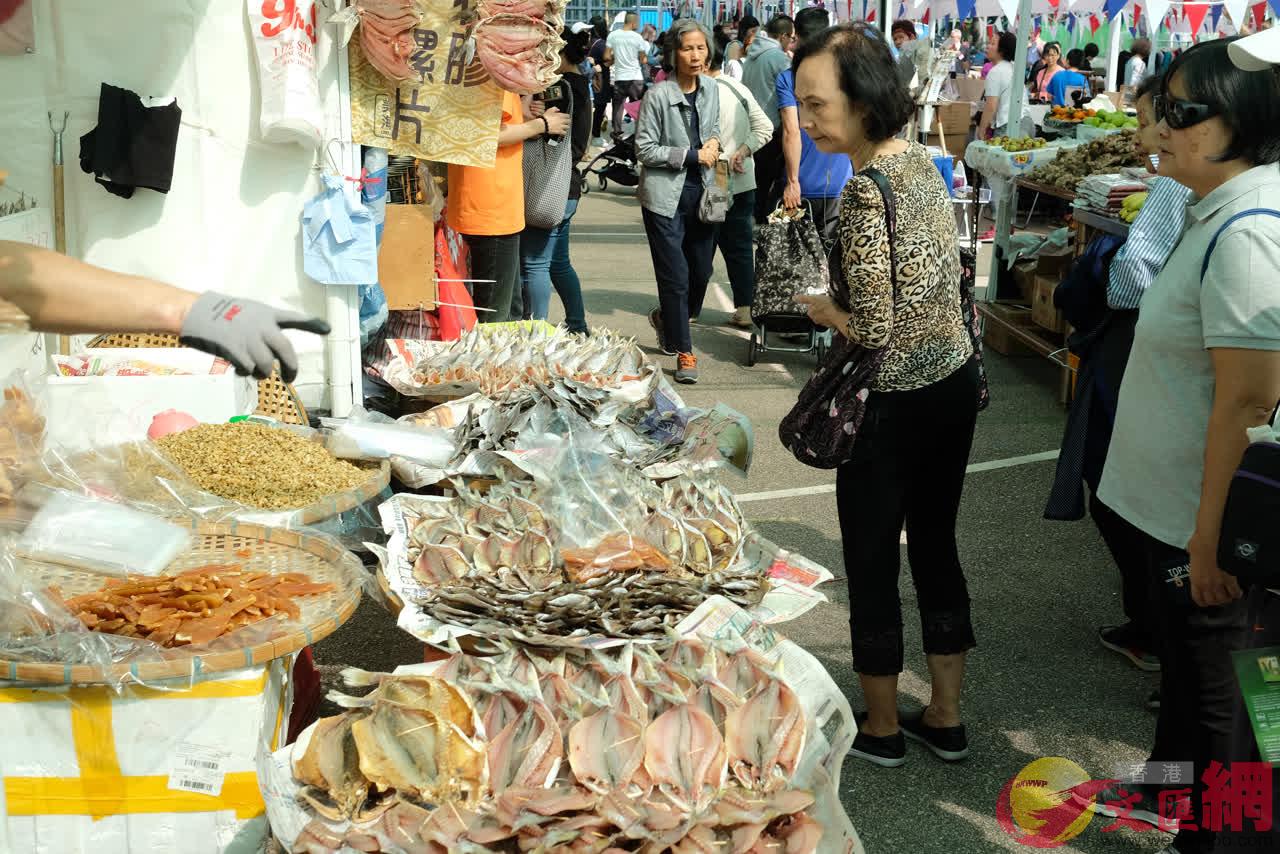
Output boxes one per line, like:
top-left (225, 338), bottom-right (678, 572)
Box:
top-left (1096, 39), bottom-right (1280, 854)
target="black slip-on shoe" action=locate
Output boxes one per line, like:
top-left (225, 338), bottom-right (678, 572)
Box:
top-left (900, 707), bottom-right (971, 761)
top-left (851, 713), bottom-right (906, 768)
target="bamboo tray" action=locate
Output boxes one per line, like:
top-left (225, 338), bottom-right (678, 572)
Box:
top-left (2, 521), bottom-right (364, 685)
top-left (51, 445), bottom-right (391, 527)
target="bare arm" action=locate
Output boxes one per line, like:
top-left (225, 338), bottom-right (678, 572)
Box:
top-left (0, 240), bottom-right (194, 335)
top-left (780, 106), bottom-right (802, 209)
top-left (976, 95), bottom-right (999, 138)
top-left (497, 116), bottom-right (547, 146)
top-left (1188, 348), bottom-right (1280, 605)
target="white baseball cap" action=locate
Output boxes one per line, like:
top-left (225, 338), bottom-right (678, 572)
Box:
top-left (570, 21), bottom-right (592, 34)
top-left (1230, 27), bottom-right (1280, 70)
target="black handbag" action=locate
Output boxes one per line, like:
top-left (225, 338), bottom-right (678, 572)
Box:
top-left (777, 168), bottom-right (898, 469)
top-left (1219, 435), bottom-right (1280, 588)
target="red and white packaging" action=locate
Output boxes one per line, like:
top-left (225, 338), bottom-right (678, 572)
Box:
top-left (248, 0), bottom-right (324, 147)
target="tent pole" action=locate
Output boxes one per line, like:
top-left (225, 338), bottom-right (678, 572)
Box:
top-left (1106, 9), bottom-right (1124, 92)
top-left (984, 0), bottom-right (1034, 297)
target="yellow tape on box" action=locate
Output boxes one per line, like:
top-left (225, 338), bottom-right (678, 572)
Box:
top-left (0, 660), bottom-right (289, 854)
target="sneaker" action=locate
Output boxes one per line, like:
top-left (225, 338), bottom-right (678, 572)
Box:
top-left (649, 307), bottom-right (675, 356)
top-left (689, 315), bottom-right (699, 325)
top-left (900, 707), bottom-right (970, 761)
top-left (851, 713), bottom-right (906, 768)
top-left (674, 353), bottom-right (699, 384)
top-left (1085, 782), bottom-right (1182, 831)
top-left (978, 228), bottom-right (996, 242)
top-left (729, 306), bottom-right (753, 328)
top-left (1099, 624), bottom-right (1161, 671)
top-left (1146, 689), bottom-right (1161, 712)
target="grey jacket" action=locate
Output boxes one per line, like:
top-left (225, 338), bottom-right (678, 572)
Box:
top-left (635, 78), bottom-right (722, 218)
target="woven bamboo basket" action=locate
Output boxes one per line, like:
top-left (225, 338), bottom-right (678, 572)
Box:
top-left (2, 521), bottom-right (364, 685)
top-left (86, 332), bottom-right (309, 426)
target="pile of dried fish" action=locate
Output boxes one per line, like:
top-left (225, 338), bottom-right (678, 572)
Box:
top-left (435, 384), bottom-right (687, 476)
top-left (398, 473), bottom-right (768, 641)
top-left (62, 564), bottom-right (335, 647)
top-left (409, 327), bottom-right (648, 396)
top-left (290, 641), bottom-right (821, 853)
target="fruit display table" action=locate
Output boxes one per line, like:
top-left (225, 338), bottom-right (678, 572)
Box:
top-left (964, 138), bottom-right (1082, 180)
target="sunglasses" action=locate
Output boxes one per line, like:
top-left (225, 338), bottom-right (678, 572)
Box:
top-left (1153, 94), bottom-right (1219, 130)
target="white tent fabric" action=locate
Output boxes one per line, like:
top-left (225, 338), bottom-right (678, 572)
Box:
top-left (0, 1), bottom-right (353, 409)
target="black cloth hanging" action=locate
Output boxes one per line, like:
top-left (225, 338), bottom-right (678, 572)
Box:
top-left (79, 82), bottom-right (181, 199)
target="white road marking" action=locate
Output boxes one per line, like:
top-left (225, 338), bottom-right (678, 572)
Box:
top-left (707, 281), bottom-right (795, 382)
top-left (710, 280), bottom-right (735, 312)
top-left (735, 449), bottom-right (1060, 504)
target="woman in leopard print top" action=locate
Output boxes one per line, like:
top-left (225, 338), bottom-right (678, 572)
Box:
top-left (838, 145), bottom-right (972, 390)
top-left (793, 22), bottom-right (983, 770)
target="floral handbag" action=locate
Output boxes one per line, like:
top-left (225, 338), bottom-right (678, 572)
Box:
top-left (778, 168), bottom-right (899, 469)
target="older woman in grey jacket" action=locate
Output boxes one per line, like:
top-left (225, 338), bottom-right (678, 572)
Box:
top-left (636, 18), bottom-right (722, 385)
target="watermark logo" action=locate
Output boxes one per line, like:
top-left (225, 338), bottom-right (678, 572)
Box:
top-left (996, 757), bottom-right (1107, 848)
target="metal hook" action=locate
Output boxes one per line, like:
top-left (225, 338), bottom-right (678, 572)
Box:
top-left (48, 110), bottom-right (69, 164)
top-left (317, 138), bottom-right (345, 176)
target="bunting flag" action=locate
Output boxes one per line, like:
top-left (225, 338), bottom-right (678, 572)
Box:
top-left (1271, 0), bottom-right (1280, 16)
top-left (867, 6), bottom-right (875, 19)
top-left (922, 7), bottom-right (930, 23)
top-left (1223, 0), bottom-right (1247, 28)
top-left (899, 2), bottom-right (906, 17)
top-left (1088, 12), bottom-right (1100, 31)
top-left (1252, 0), bottom-right (1267, 26)
top-left (1103, 0), bottom-right (1127, 20)
top-left (1133, 2), bottom-right (1142, 20)
top-left (1184, 2), bottom-right (1210, 31)
top-left (1066, 12), bottom-right (1075, 31)
top-left (1145, 0), bottom-right (1172, 31)
top-left (957, 0), bottom-right (976, 19)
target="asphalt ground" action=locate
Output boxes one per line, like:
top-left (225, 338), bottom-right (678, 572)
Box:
top-left (314, 184), bottom-right (1173, 854)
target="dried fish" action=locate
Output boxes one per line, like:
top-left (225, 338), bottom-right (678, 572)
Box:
top-left (288, 642), bottom-right (821, 854)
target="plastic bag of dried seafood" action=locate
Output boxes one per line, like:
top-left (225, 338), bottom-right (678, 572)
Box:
top-left (0, 535), bottom-right (121, 678)
top-left (256, 601), bottom-right (867, 853)
top-left (0, 369), bottom-right (47, 512)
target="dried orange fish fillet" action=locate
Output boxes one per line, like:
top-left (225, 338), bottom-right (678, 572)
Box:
top-left (65, 564), bottom-right (334, 648)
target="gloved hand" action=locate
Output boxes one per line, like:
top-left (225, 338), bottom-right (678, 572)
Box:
top-left (179, 291), bottom-right (330, 383)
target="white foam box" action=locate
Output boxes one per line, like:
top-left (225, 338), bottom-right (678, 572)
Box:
top-left (44, 349), bottom-right (258, 452)
top-left (0, 660), bottom-right (290, 854)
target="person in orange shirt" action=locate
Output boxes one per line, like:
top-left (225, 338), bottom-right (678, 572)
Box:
top-left (448, 90), bottom-right (569, 322)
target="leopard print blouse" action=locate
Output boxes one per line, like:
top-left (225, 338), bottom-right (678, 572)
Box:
top-left (839, 142), bottom-right (972, 392)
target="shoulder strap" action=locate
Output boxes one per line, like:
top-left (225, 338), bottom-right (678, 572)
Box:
top-left (1201, 209), bottom-right (1280, 284)
top-left (860, 168), bottom-right (900, 299)
top-left (716, 77), bottom-right (752, 116)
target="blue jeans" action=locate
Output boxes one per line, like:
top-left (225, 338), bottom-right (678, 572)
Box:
top-left (520, 198), bottom-right (588, 333)
top-left (641, 182), bottom-right (716, 355)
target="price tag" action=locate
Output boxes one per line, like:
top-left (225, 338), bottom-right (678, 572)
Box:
top-left (167, 742), bottom-right (230, 796)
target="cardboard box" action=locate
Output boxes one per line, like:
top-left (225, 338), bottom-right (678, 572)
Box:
top-left (1036, 249), bottom-right (1074, 280)
top-left (1032, 274), bottom-right (1065, 333)
top-left (982, 303), bottom-right (1038, 356)
top-left (1012, 259), bottom-right (1038, 303)
top-left (953, 76), bottom-right (987, 103)
top-left (45, 349), bottom-right (257, 452)
top-left (378, 204), bottom-right (437, 310)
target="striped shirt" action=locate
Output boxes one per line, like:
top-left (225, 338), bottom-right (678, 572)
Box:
top-left (1107, 176), bottom-right (1193, 310)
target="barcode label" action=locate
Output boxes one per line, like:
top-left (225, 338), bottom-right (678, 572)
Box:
top-left (167, 742), bottom-right (229, 796)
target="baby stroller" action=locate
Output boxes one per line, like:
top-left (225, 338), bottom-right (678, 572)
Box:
top-left (582, 131), bottom-right (639, 193)
top-left (747, 207), bottom-right (832, 366)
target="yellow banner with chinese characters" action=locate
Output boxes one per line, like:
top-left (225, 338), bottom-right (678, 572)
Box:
top-left (348, 0), bottom-right (504, 167)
